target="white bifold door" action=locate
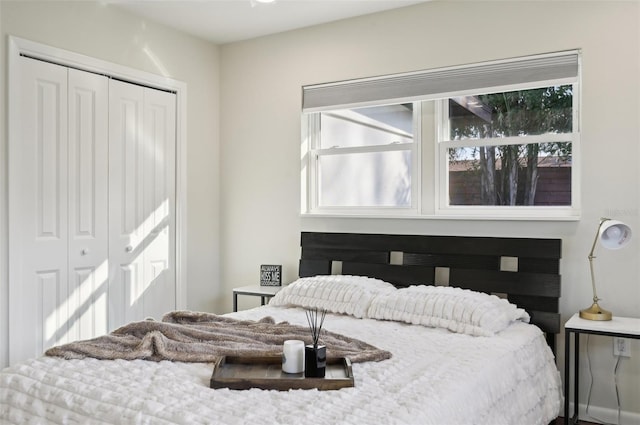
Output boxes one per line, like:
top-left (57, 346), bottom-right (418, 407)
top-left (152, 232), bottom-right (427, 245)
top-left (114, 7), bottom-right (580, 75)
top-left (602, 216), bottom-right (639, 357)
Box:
top-left (9, 56), bottom-right (176, 364)
top-left (108, 79), bottom-right (176, 330)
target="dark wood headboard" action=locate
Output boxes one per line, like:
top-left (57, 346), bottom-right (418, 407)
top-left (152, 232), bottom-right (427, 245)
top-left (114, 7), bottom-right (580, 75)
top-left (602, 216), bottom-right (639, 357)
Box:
top-left (298, 232), bottom-right (562, 354)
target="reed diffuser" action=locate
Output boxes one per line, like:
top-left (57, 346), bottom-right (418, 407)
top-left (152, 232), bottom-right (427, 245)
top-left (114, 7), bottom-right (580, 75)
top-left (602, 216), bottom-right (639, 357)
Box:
top-left (305, 308), bottom-right (326, 348)
top-left (304, 308), bottom-right (327, 378)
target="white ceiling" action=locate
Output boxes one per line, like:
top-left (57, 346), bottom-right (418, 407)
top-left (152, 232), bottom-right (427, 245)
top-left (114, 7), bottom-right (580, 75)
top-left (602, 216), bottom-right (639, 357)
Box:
top-left (109, 0), bottom-right (429, 44)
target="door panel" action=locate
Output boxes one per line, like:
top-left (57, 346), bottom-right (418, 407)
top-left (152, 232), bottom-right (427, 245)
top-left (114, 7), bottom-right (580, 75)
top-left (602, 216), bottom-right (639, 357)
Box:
top-left (10, 57), bottom-right (69, 363)
top-left (38, 270), bottom-right (64, 354)
top-left (69, 265), bottom-right (108, 340)
top-left (109, 80), bottom-right (176, 327)
top-left (68, 68), bottom-right (109, 342)
top-left (109, 80), bottom-right (145, 328)
top-left (142, 88), bottom-right (176, 320)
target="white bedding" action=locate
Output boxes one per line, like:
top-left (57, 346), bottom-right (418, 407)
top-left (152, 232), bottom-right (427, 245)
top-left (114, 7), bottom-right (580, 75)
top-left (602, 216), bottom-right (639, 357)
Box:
top-left (0, 305), bottom-right (562, 425)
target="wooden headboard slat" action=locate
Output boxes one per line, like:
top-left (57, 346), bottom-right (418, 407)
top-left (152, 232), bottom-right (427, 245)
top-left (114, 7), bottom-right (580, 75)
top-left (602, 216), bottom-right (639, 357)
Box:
top-left (342, 262), bottom-right (435, 287)
top-left (299, 259), bottom-right (331, 277)
top-left (450, 269), bottom-right (561, 297)
top-left (529, 310), bottom-right (561, 354)
top-left (300, 232), bottom-right (562, 259)
top-left (517, 257), bottom-right (561, 274)
top-left (529, 310), bottom-right (562, 334)
top-left (508, 295), bottom-right (559, 314)
top-left (402, 253), bottom-right (500, 270)
top-left (301, 247), bottom-right (389, 263)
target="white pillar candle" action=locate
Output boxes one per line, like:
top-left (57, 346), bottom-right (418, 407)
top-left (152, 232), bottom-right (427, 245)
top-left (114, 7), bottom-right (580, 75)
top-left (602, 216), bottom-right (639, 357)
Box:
top-left (282, 339), bottom-right (305, 374)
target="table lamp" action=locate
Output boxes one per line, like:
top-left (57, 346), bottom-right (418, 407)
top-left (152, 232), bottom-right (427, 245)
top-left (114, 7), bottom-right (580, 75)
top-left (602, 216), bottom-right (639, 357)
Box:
top-left (581, 217), bottom-right (632, 321)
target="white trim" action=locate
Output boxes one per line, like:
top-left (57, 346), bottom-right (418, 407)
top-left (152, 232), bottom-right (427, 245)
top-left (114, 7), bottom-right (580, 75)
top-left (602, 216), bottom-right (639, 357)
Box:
top-left (300, 115), bottom-right (311, 214)
top-left (569, 401), bottom-right (640, 425)
top-left (300, 212), bottom-right (580, 221)
top-left (3, 35), bottom-right (24, 369)
top-left (314, 143), bottom-right (413, 156)
top-left (434, 205), bottom-right (580, 220)
top-left (307, 207), bottom-right (419, 217)
top-left (412, 103), bottom-right (423, 216)
top-left (440, 132), bottom-right (576, 149)
top-left (571, 62), bottom-right (582, 214)
top-left (305, 113), bottom-right (319, 214)
top-left (7, 36), bottom-right (188, 310)
top-left (14, 37), bottom-right (180, 92)
top-left (174, 77), bottom-right (189, 310)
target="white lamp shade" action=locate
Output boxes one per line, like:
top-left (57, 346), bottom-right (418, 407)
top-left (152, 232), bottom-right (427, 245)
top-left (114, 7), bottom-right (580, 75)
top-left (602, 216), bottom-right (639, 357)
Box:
top-left (599, 220), bottom-right (632, 250)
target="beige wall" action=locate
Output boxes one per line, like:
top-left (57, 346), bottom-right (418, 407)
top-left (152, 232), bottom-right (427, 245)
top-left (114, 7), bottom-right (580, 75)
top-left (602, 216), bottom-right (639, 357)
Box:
top-left (0, 1), bottom-right (221, 367)
top-left (220, 0), bottom-right (639, 419)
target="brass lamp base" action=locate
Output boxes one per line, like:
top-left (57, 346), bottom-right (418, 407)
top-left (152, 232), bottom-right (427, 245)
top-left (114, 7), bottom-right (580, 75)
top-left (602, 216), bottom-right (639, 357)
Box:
top-left (579, 302), bottom-right (612, 321)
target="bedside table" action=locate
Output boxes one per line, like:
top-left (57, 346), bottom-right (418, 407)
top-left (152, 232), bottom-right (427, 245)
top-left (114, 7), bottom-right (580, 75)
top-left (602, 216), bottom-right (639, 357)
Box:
top-left (563, 313), bottom-right (640, 425)
top-left (232, 285), bottom-right (282, 312)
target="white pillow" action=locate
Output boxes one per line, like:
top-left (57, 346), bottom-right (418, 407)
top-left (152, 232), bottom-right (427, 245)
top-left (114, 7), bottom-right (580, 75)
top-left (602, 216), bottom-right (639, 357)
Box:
top-left (269, 275), bottom-right (396, 318)
top-left (367, 285), bottom-right (530, 336)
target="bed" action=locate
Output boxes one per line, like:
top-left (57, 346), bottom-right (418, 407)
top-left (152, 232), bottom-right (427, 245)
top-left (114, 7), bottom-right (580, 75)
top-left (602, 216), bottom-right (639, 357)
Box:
top-left (0, 232), bottom-right (563, 424)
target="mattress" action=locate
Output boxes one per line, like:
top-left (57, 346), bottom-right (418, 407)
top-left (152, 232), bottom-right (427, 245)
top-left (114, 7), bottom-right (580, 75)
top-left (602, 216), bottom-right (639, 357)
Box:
top-left (0, 305), bottom-right (562, 425)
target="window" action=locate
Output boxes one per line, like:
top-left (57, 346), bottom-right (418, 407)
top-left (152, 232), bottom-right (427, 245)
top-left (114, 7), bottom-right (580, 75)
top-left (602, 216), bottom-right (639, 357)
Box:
top-left (439, 85), bottom-right (577, 214)
top-left (306, 104), bottom-right (418, 213)
top-left (301, 51), bottom-right (580, 219)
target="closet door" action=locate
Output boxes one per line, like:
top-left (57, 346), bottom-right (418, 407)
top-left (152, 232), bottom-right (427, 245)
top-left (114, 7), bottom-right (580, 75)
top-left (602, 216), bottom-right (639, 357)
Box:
top-left (108, 80), bottom-right (176, 329)
top-left (108, 80), bottom-right (144, 328)
top-left (141, 87), bottom-right (177, 320)
top-left (67, 68), bottom-right (109, 340)
top-left (9, 58), bottom-right (108, 363)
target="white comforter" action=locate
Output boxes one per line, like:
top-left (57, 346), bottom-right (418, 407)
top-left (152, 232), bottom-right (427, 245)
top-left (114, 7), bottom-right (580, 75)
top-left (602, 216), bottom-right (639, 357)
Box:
top-left (0, 305), bottom-right (562, 425)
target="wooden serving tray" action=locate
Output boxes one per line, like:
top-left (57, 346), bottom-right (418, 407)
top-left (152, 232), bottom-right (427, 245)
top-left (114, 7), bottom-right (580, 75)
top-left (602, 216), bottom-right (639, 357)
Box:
top-left (210, 355), bottom-right (354, 391)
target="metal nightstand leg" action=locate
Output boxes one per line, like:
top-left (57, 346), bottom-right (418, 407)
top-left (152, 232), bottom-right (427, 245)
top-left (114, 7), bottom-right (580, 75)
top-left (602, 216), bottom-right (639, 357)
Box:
top-left (233, 293), bottom-right (238, 312)
top-left (564, 330), bottom-right (580, 425)
top-left (564, 330), bottom-right (570, 425)
top-left (573, 332), bottom-right (580, 424)
top-left (564, 329), bottom-right (580, 425)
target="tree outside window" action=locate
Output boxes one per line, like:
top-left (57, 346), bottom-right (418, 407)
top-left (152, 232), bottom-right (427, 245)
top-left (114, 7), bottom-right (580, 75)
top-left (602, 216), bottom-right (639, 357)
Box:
top-left (445, 85), bottom-right (574, 207)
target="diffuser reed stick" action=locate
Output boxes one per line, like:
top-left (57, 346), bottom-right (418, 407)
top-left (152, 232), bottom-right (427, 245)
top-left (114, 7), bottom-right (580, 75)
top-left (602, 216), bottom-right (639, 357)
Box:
top-left (305, 308), bottom-right (326, 349)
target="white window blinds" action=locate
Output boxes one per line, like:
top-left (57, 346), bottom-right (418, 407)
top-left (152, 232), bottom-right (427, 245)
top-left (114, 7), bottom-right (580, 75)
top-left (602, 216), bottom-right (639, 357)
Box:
top-left (302, 51), bottom-right (579, 112)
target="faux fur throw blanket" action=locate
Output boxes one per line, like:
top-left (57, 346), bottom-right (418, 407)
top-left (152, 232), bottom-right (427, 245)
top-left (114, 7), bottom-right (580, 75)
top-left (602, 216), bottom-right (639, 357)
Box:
top-left (45, 311), bottom-right (392, 363)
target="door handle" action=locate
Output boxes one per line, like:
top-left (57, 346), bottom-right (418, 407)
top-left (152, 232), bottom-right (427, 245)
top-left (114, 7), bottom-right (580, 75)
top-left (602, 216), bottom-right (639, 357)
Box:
top-left (125, 245), bottom-right (133, 253)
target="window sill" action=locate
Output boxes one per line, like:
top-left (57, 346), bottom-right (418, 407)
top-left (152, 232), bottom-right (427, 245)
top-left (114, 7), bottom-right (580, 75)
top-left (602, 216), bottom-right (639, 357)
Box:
top-left (300, 212), bottom-right (580, 222)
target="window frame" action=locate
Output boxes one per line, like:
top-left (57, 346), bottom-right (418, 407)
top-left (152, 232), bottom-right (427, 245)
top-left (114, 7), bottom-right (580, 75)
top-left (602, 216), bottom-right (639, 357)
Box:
top-left (303, 104), bottom-right (422, 216)
top-left (301, 51), bottom-right (581, 220)
top-left (435, 83), bottom-right (581, 219)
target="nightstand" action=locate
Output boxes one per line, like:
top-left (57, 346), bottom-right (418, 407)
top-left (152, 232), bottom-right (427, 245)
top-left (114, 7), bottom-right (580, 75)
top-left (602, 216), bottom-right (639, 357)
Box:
top-left (563, 313), bottom-right (640, 425)
top-left (232, 285), bottom-right (282, 312)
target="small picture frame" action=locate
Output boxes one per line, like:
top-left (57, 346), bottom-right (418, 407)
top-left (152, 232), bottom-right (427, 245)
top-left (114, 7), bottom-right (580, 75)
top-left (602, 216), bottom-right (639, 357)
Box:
top-left (260, 264), bottom-right (282, 286)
